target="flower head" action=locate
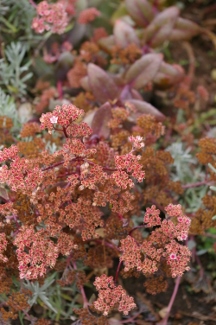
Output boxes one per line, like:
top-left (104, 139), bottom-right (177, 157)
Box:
top-left (50, 115), bottom-right (58, 124)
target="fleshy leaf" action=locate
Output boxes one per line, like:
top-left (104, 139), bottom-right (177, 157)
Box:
top-left (125, 0), bottom-right (154, 27)
top-left (114, 20), bottom-right (139, 48)
top-left (125, 99), bottom-right (165, 121)
top-left (88, 64), bottom-right (119, 103)
top-left (169, 17), bottom-right (200, 41)
top-left (154, 62), bottom-right (185, 88)
top-left (0, 186), bottom-right (9, 201)
top-left (91, 102), bottom-right (112, 138)
top-left (125, 53), bottom-right (163, 89)
top-left (80, 76), bottom-right (91, 91)
top-left (145, 7), bottom-right (179, 47)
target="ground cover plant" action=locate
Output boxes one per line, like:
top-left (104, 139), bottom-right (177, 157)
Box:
top-left (0, 0), bottom-right (216, 324)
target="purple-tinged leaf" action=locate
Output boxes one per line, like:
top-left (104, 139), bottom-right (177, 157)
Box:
top-left (154, 62), bottom-right (185, 88)
top-left (80, 76), bottom-right (91, 92)
top-left (145, 7), bottom-right (179, 47)
top-left (0, 186), bottom-right (9, 201)
top-left (131, 89), bottom-right (143, 100)
top-left (125, 53), bottom-right (163, 89)
top-left (125, 99), bottom-right (165, 121)
top-left (88, 64), bottom-right (119, 104)
top-left (91, 102), bottom-right (112, 138)
top-left (125, 0), bottom-right (154, 27)
top-left (169, 17), bottom-right (200, 41)
top-left (114, 20), bottom-right (140, 48)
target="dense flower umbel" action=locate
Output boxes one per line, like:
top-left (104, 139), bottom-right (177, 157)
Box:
top-left (0, 102), bottom-right (190, 318)
top-left (32, 1), bottom-right (69, 34)
top-left (40, 103), bottom-right (85, 131)
top-left (14, 226), bottom-right (58, 279)
top-left (93, 275), bottom-right (136, 316)
top-left (120, 204), bottom-right (191, 278)
top-left (0, 103), bottom-right (145, 279)
top-left (0, 233), bottom-right (8, 263)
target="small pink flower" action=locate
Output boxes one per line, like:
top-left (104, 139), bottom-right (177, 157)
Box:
top-left (50, 116), bottom-right (58, 124)
top-left (178, 234), bottom-right (188, 241)
top-left (170, 253), bottom-right (177, 260)
top-left (128, 136), bottom-right (145, 149)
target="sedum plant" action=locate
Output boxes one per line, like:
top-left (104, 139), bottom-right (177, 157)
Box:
top-left (0, 103), bottom-right (191, 323)
top-left (0, 0), bottom-right (216, 324)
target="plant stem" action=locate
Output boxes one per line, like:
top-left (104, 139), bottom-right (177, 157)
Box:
top-left (157, 276), bottom-right (181, 325)
top-left (182, 180), bottom-right (214, 189)
top-left (72, 261), bottom-right (89, 308)
top-left (114, 260), bottom-right (123, 283)
top-left (29, 0), bottom-right (37, 8)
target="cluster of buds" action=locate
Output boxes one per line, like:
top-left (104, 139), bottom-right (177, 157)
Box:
top-left (93, 275), bottom-right (136, 316)
top-left (14, 226), bottom-right (59, 279)
top-left (120, 204), bottom-right (191, 278)
top-left (32, 1), bottom-right (69, 34)
top-left (0, 233), bottom-right (8, 263)
top-left (128, 135), bottom-right (145, 150)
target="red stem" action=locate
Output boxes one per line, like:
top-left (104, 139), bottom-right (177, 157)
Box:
top-left (182, 180), bottom-right (214, 189)
top-left (42, 161), bottom-right (64, 171)
top-left (129, 225), bottom-right (146, 236)
top-left (29, 0), bottom-right (37, 8)
top-left (158, 276), bottom-right (181, 325)
top-left (93, 239), bottom-right (120, 253)
top-left (62, 126), bottom-right (69, 138)
top-left (72, 261), bottom-right (89, 308)
top-left (114, 260), bottom-right (123, 283)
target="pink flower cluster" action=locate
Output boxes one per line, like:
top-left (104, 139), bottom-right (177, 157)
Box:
top-left (120, 204), bottom-right (191, 278)
top-left (40, 103), bottom-right (85, 131)
top-left (115, 153), bottom-right (145, 183)
top-left (0, 233), bottom-right (8, 263)
top-left (14, 226), bottom-right (59, 279)
top-left (93, 274), bottom-right (136, 316)
top-left (144, 205), bottom-right (161, 227)
top-left (164, 241), bottom-right (191, 277)
top-left (163, 203), bottom-right (191, 241)
top-left (78, 7), bottom-right (100, 24)
top-left (128, 135), bottom-right (145, 150)
top-left (32, 1), bottom-right (69, 34)
top-left (0, 157), bottom-right (43, 194)
top-left (0, 145), bottom-right (19, 163)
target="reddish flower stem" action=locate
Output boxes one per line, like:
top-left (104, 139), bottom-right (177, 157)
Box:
top-left (29, 0), bottom-right (37, 8)
top-left (42, 161), bottom-right (64, 171)
top-left (93, 239), bottom-right (120, 253)
top-left (182, 180), bottom-right (214, 189)
top-left (62, 126), bottom-right (69, 138)
top-left (42, 157), bottom-right (84, 171)
top-left (158, 276), bottom-right (181, 325)
top-left (114, 260), bottom-right (123, 283)
top-left (120, 308), bottom-right (145, 323)
top-left (72, 261), bottom-right (89, 308)
top-left (129, 225), bottom-right (146, 236)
